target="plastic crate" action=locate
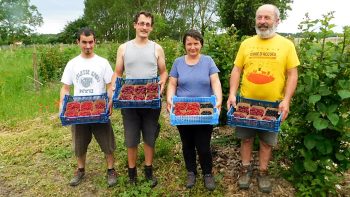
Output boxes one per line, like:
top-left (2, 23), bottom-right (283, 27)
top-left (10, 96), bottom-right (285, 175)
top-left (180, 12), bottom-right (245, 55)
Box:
top-left (60, 93), bottom-right (109, 126)
top-left (226, 96), bottom-right (282, 132)
top-left (112, 77), bottom-right (161, 109)
top-left (170, 95), bottom-right (219, 126)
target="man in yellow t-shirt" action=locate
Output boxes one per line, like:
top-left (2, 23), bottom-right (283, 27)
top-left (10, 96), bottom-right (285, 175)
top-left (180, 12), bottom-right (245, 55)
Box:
top-left (227, 4), bottom-right (299, 193)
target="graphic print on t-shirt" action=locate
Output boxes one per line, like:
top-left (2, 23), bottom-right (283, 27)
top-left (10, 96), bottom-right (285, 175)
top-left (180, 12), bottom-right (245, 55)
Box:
top-left (246, 65), bottom-right (275, 84)
top-left (245, 47), bottom-right (277, 85)
top-left (80, 77), bottom-right (92, 88)
top-left (75, 69), bottom-right (101, 94)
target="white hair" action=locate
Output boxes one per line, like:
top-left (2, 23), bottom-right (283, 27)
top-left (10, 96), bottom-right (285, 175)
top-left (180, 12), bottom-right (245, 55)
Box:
top-left (256, 4), bottom-right (280, 19)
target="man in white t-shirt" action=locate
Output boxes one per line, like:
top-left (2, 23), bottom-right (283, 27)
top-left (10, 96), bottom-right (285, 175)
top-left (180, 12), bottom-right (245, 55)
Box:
top-left (59, 27), bottom-right (117, 187)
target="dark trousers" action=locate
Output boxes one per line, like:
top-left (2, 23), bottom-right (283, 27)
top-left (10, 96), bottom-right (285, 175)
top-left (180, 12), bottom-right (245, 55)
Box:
top-left (177, 125), bottom-right (213, 175)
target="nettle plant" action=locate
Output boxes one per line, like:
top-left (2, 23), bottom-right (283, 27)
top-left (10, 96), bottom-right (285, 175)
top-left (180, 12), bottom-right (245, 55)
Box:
top-left (280, 12), bottom-right (350, 196)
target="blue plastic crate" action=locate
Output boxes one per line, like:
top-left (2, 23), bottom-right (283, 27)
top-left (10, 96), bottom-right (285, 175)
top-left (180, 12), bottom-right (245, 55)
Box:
top-left (170, 95), bottom-right (219, 126)
top-left (112, 77), bottom-right (161, 109)
top-left (60, 93), bottom-right (109, 126)
top-left (226, 96), bottom-right (282, 132)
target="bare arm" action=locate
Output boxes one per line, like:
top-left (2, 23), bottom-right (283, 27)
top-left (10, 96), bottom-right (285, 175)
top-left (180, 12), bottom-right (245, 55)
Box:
top-left (111, 44), bottom-right (126, 90)
top-left (59, 84), bottom-right (70, 112)
top-left (279, 67), bottom-right (298, 121)
top-left (226, 66), bottom-right (242, 109)
top-left (210, 73), bottom-right (223, 110)
top-left (166, 77), bottom-right (177, 112)
top-left (156, 44), bottom-right (168, 94)
top-left (106, 82), bottom-right (113, 116)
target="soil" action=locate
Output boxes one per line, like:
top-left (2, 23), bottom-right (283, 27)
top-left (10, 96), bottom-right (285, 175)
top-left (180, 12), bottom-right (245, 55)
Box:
top-left (211, 126), bottom-right (296, 197)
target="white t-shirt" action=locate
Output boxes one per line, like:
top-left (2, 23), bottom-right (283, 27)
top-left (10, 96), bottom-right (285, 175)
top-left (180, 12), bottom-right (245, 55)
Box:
top-left (61, 54), bottom-right (113, 96)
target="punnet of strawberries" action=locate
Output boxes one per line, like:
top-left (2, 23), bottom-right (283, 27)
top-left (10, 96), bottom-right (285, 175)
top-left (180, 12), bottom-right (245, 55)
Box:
top-left (64, 99), bottom-right (107, 117)
top-left (173, 102), bottom-right (215, 116)
top-left (118, 83), bottom-right (160, 101)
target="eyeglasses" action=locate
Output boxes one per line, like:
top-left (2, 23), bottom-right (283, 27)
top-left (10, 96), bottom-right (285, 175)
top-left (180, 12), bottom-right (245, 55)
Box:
top-left (137, 22), bottom-right (152, 27)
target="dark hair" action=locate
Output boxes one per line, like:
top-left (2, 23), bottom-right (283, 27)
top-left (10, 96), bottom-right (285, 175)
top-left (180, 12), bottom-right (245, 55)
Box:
top-left (76, 27), bottom-right (96, 41)
top-left (182, 29), bottom-right (204, 46)
top-left (133, 11), bottom-right (154, 26)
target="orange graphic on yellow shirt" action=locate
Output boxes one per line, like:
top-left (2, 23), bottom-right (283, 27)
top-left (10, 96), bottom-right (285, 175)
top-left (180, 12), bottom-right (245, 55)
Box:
top-left (247, 68), bottom-right (275, 84)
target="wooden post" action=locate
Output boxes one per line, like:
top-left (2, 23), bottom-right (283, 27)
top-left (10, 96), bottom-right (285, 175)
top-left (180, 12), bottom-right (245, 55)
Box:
top-left (33, 45), bottom-right (39, 91)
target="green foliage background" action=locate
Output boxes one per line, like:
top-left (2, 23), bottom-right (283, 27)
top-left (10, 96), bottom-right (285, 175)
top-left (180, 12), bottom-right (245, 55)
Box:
top-left (278, 13), bottom-right (350, 196)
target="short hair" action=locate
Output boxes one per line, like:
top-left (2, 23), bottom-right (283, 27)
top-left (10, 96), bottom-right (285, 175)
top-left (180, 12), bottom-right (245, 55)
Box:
top-left (133, 11), bottom-right (154, 26)
top-left (182, 29), bottom-right (204, 46)
top-left (256, 4), bottom-right (280, 19)
top-left (77, 27), bottom-right (96, 41)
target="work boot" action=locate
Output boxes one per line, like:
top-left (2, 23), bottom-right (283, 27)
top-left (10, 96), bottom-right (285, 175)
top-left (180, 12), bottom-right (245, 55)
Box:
top-left (238, 164), bottom-right (253, 189)
top-left (257, 170), bottom-right (272, 193)
top-left (107, 168), bottom-right (117, 187)
top-left (186, 172), bottom-right (196, 188)
top-left (128, 167), bottom-right (137, 185)
top-left (203, 174), bottom-right (215, 191)
top-left (69, 168), bottom-right (85, 186)
top-left (144, 165), bottom-right (158, 188)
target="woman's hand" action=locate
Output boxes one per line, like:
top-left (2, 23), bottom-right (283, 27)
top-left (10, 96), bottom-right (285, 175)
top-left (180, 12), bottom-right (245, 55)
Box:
top-left (215, 100), bottom-right (222, 113)
top-left (166, 99), bottom-right (173, 113)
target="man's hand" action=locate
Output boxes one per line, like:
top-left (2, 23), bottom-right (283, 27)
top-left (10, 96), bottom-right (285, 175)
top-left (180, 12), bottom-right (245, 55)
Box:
top-left (158, 80), bottom-right (166, 95)
top-left (108, 100), bottom-right (113, 116)
top-left (226, 95), bottom-right (237, 110)
top-left (278, 99), bottom-right (290, 121)
top-left (58, 101), bottom-right (63, 115)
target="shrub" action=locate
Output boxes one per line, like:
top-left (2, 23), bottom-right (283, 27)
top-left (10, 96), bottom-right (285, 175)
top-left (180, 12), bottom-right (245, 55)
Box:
top-left (37, 45), bottom-right (78, 83)
top-left (157, 37), bottom-right (183, 72)
top-left (203, 30), bottom-right (242, 124)
top-left (279, 12), bottom-right (350, 196)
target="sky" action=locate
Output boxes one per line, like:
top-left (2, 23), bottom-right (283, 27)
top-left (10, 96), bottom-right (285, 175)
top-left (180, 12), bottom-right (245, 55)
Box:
top-left (31, 0), bottom-right (84, 34)
top-left (31, 0), bottom-right (349, 34)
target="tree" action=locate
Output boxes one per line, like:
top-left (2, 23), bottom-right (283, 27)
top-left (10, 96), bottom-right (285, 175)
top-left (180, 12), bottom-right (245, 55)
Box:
top-left (217, 0), bottom-right (293, 37)
top-left (58, 17), bottom-right (89, 44)
top-left (82, 0), bottom-right (219, 42)
top-left (0, 0), bottom-right (43, 43)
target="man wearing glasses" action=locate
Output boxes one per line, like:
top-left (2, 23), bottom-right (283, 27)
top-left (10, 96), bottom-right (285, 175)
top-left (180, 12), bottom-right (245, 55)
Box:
top-left (111, 11), bottom-right (168, 187)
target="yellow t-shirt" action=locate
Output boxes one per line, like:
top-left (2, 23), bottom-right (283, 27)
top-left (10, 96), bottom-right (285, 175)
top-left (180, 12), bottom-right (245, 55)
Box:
top-left (234, 34), bottom-right (300, 101)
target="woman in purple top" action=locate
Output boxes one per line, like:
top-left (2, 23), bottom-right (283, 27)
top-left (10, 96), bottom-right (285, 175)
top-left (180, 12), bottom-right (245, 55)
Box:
top-left (166, 29), bottom-right (222, 191)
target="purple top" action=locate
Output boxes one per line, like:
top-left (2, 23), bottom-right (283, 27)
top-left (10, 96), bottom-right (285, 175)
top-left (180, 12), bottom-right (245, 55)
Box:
top-left (170, 55), bottom-right (219, 97)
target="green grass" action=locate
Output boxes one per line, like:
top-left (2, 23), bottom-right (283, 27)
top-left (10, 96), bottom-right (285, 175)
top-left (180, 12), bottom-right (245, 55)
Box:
top-left (0, 47), bottom-right (61, 124)
top-left (0, 44), bottom-right (113, 124)
top-left (0, 111), bottom-right (225, 196)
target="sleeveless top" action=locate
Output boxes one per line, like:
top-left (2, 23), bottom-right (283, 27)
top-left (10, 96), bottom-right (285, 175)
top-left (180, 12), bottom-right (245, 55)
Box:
top-left (124, 40), bottom-right (158, 79)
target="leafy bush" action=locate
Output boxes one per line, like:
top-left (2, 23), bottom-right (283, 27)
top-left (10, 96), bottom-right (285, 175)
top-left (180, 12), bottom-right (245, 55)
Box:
top-left (203, 30), bottom-right (241, 123)
top-left (158, 37), bottom-right (183, 72)
top-left (279, 12), bottom-right (350, 196)
top-left (37, 45), bottom-right (78, 83)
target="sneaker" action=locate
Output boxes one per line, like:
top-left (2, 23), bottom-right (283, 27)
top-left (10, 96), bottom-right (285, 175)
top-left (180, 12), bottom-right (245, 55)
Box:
top-left (238, 164), bottom-right (253, 189)
top-left (69, 169), bottom-right (85, 186)
top-left (144, 165), bottom-right (158, 188)
top-left (186, 172), bottom-right (196, 188)
top-left (128, 167), bottom-right (137, 185)
top-left (203, 174), bottom-right (215, 191)
top-left (257, 170), bottom-right (272, 193)
top-left (107, 169), bottom-right (117, 187)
